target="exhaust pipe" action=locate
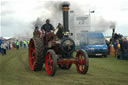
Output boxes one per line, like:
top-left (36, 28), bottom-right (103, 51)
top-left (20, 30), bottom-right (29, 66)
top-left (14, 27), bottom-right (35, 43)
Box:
top-left (112, 28), bottom-right (115, 44)
top-left (62, 2), bottom-right (70, 33)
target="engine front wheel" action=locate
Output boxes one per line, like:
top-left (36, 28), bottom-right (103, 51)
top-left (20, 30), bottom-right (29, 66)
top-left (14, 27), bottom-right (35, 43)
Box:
top-left (75, 49), bottom-right (89, 74)
top-left (45, 50), bottom-right (57, 76)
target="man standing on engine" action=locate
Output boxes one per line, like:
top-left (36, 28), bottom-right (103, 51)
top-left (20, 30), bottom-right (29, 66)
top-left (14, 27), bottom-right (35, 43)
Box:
top-left (41, 19), bottom-right (55, 32)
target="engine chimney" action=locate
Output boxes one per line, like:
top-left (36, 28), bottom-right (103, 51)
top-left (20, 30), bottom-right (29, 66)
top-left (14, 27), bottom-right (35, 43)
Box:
top-left (112, 25), bottom-right (115, 44)
top-left (62, 2), bottom-right (70, 33)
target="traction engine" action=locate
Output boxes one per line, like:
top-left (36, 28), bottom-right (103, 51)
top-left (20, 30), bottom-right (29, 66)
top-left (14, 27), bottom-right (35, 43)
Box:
top-left (28, 2), bottom-right (89, 76)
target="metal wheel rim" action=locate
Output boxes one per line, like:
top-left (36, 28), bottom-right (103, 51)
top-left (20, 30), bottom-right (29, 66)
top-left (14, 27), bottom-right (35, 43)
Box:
top-left (29, 39), bottom-right (36, 70)
top-left (45, 52), bottom-right (53, 75)
top-left (76, 52), bottom-right (86, 73)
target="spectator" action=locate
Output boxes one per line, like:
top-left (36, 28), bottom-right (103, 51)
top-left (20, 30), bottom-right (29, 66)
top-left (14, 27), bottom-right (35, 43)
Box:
top-left (23, 40), bottom-right (26, 48)
top-left (116, 40), bottom-right (120, 59)
top-left (120, 37), bottom-right (125, 60)
top-left (114, 40), bottom-right (118, 57)
top-left (1, 42), bottom-right (7, 55)
top-left (0, 40), bottom-right (2, 53)
top-left (123, 38), bottom-right (128, 59)
top-left (114, 40), bottom-right (118, 50)
top-left (20, 41), bottom-right (23, 47)
top-left (10, 43), bottom-right (13, 50)
top-left (0, 45), bottom-right (1, 54)
top-left (16, 40), bottom-right (19, 50)
top-left (8, 42), bottom-right (11, 50)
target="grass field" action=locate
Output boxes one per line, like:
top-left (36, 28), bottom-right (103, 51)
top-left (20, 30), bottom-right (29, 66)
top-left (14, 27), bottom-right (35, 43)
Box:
top-left (0, 48), bottom-right (128, 85)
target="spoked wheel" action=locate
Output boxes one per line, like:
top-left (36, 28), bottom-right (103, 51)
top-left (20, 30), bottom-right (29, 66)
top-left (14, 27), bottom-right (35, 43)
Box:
top-left (58, 64), bottom-right (72, 70)
top-left (45, 50), bottom-right (57, 76)
top-left (29, 39), bottom-right (36, 70)
top-left (28, 37), bottom-right (44, 71)
top-left (75, 49), bottom-right (89, 74)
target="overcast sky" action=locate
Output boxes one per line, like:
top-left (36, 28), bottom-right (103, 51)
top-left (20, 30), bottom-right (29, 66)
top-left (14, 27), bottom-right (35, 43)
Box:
top-left (1, 0), bottom-right (128, 37)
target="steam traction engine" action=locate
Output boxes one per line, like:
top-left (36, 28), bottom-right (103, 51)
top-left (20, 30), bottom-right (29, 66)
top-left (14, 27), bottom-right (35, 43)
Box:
top-left (28, 3), bottom-right (89, 76)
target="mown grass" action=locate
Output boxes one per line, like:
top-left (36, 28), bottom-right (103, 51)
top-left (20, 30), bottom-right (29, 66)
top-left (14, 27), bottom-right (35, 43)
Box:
top-left (0, 48), bottom-right (128, 85)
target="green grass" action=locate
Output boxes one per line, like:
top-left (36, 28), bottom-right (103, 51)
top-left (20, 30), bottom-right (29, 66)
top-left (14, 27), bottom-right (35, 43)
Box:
top-left (0, 48), bottom-right (128, 85)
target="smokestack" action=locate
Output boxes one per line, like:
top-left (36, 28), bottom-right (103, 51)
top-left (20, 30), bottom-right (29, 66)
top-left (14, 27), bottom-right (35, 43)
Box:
top-left (113, 28), bottom-right (115, 33)
top-left (62, 2), bottom-right (70, 33)
top-left (112, 28), bottom-right (115, 44)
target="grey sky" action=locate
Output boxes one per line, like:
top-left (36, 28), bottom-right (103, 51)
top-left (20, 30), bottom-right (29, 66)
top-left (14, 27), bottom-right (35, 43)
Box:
top-left (0, 0), bottom-right (128, 37)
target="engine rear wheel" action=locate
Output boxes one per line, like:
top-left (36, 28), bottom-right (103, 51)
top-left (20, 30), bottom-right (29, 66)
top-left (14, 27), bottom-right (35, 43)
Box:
top-left (75, 49), bottom-right (89, 74)
top-left (58, 64), bottom-right (72, 70)
top-left (45, 50), bottom-right (57, 76)
top-left (28, 37), bottom-right (44, 71)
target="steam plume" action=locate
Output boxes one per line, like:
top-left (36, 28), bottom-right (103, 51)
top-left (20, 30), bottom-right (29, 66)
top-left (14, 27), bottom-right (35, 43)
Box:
top-left (91, 16), bottom-right (116, 32)
top-left (32, 1), bottom-right (116, 32)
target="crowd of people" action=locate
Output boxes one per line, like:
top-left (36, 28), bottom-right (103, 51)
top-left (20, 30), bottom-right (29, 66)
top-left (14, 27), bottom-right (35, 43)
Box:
top-left (114, 37), bottom-right (128, 60)
top-left (0, 40), bottom-right (29, 55)
top-left (106, 37), bottom-right (128, 60)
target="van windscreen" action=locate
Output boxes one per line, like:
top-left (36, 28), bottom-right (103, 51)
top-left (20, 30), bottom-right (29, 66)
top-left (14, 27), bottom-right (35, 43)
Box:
top-left (88, 37), bottom-right (105, 45)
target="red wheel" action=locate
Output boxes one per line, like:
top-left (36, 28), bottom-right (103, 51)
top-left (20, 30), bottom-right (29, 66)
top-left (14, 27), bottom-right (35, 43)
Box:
top-left (75, 49), bottom-right (89, 74)
top-left (28, 38), bottom-right (44, 71)
top-left (45, 50), bottom-right (57, 76)
top-left (29, 39), bottom-right (36, 70)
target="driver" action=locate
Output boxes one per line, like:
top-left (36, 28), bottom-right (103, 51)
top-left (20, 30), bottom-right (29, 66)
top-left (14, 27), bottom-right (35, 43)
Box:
top-left (41, 19), bottom-right (55, 33)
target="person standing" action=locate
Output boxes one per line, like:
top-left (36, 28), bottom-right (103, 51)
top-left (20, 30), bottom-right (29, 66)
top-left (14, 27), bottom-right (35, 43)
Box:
top-left (123, 38), bottom-right (128, 59)
top-left (56, 23), bottom-right (64, 39)
top-left (1, 43), bottom-right (4, 55)
top-left (0, 44), bottom-right (1, 54)
top-left (1, 42), bottom-right (7, 55)
top-left (0, 40), bottom-right (2, 53)
top-left (117, 40), bottom-right (120, 59)
top-left (10, 43), bottom-right (13, 50)
top-left (16, 40), bottom-right (19, 50)
top-left (114, 40), bottom-right (118, 57)
top-left (20, 41), bottom-right (23, 47)
top-left (41, 19), bottom-right (55, 45)
top-left (23, 40), bottom-right (26, 48)
top-left (120, 37), bottom-right (125, 60)
top-left (114, 40), bottom-right (120, 58)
